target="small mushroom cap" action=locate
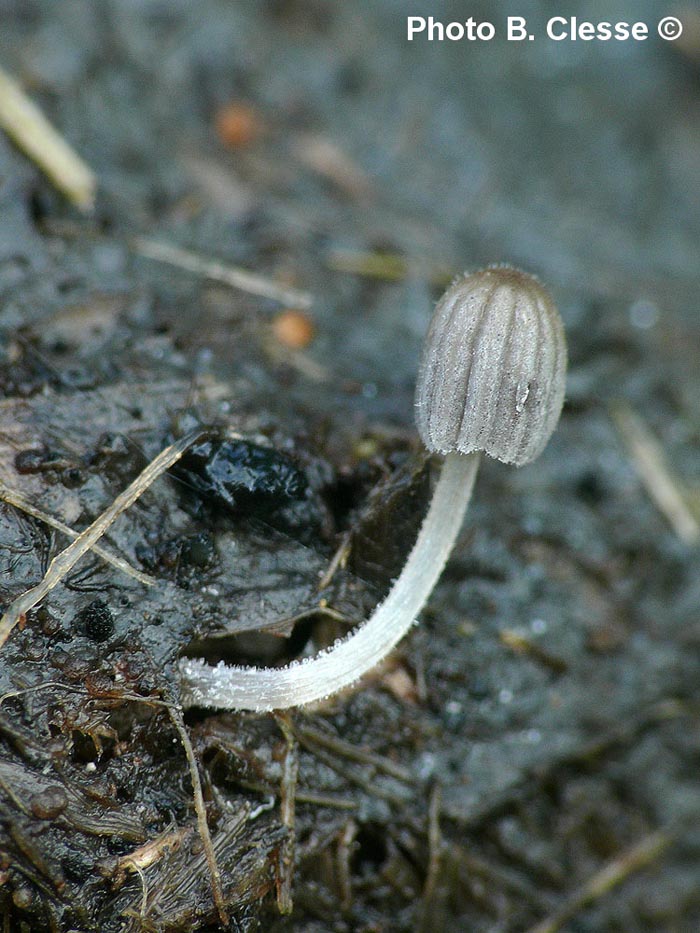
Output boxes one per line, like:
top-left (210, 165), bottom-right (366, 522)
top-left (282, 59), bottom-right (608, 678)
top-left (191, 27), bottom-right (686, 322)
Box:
top-left (415, 266), bottom-right (567, 467)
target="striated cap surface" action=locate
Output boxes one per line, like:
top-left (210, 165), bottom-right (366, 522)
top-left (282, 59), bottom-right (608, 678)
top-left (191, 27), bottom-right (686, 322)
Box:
top-left (415, 266), bottom-right (567, 466)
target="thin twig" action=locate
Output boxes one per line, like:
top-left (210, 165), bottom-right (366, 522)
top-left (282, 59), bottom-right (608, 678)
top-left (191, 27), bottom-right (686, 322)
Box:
top-left (0, 681), bottom-right (87, 708)
top-left (292, 735), bottom-right (408, 804)
top-left (274, 713), bottom-right (298, 915)
top-left (610, 402), bottom-right (700, 545)
top-left (499, 628), bottom-right (568, 674)
top-left (0, 680), bottom-right (227, 923)
top-left (317, 533), bottom-right (352, 590)
top-left (0, 430), bottom-right (205, 649)
top-left (133, 863), bottom-right (149, 919)
top-left (0, 64), bottom-right (96, 211)
top-left (446, 841), bottom-right (547, 908)
top-left (220, 773), bottom-right (357, 811)
top-left (336, 819), bottom-right (357, 911)
top-left (264, 339), bottom-right (330, 383)
top-left (292, 133), bottom-right (372, 200)
top-left (133, 237), bottom-right (312, 309)
top-left (0, 481), bottom-right (155, 587)
top-left (167, 705), bottom-right (228, 927)
top-left (423, 784), bottom-right (442, 901)
top-left (526, 828), bottom-right (674, 933)
top-left (326, 248), bottom-right (453, 285)
top-left (294, 722), bottom-right (413, 783)
top-left (111, 826), bottom-right (190, 890)
top-left (295, 790), bottom-right (356, 810)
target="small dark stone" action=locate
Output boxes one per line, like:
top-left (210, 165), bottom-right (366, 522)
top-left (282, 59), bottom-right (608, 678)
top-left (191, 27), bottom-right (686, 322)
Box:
top-left (171, 434), bottom-right (308, 519)
top-left (76, 600), bottom-right (114, 642)
top-left (61, 466), bottom-right (87, 488)
top-left (93, 432), bottom-right (131, 461)
top-left (30, 785), bottom-right (69, 820)
top-left (575, 470), bottom-right (607, 505)
top-left (135, 542), bottom-right (157, 570)
top-left (180, 532), bottom-right (216, 569)
top-left (15, 445), bottom-right (71, 476)
top-left (12, 886), bottom-right (33, 909)
top-left (87, 432), bottom-right (145, 480)
top-left (14, 446), bottom-right (51, 474)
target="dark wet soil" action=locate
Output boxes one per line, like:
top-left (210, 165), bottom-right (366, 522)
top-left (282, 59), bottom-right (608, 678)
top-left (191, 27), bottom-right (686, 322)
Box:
top-left (1, 3), bottom-right (699, 931)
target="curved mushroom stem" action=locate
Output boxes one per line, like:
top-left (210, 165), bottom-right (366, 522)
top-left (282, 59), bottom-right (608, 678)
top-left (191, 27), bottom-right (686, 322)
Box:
top-left (178, 451), bottom-right (481, 712)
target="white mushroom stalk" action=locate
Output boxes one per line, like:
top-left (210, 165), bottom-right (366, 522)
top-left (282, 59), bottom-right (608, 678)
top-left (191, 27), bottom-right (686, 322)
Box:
top-left (179, 265), bottom-right (567, 713)
top-left (179, 451), bottom-right (479, 711)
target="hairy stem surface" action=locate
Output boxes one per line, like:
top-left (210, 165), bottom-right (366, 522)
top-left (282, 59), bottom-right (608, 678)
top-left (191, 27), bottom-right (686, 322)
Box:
top-left (178, 451), bottom-right (480, 711)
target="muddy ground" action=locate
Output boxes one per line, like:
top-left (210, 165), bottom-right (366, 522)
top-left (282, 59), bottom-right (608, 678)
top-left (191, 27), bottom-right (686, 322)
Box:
top-left (1, 2), bottom-right (699, 931)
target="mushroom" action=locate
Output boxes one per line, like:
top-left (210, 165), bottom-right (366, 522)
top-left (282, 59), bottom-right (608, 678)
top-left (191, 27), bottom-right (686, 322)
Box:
top-left (179, 266), bottom-right (567, 712)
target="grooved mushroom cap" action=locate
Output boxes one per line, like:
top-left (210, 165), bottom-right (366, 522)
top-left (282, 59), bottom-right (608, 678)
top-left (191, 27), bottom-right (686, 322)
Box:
top-left (415, 266), bottom-right (567, 466)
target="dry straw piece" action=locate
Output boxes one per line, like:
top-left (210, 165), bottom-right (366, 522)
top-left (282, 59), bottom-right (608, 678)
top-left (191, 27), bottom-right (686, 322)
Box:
top-left (0, 431), bottom-right (205, 649)
top-left (0, 64), bottom-right (96, 211)
top-left (179, 265), bottom-right (568, 712)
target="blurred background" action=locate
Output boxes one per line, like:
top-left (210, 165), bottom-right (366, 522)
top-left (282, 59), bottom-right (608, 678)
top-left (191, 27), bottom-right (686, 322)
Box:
top-left (2, 1), bottom-right (699, 389)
